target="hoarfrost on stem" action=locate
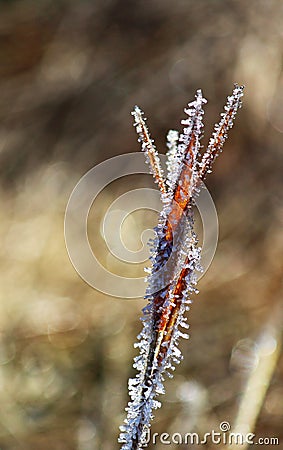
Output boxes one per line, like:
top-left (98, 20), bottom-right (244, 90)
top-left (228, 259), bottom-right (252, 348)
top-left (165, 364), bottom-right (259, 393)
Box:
top-left (119, 84), bottom-right (244, 450)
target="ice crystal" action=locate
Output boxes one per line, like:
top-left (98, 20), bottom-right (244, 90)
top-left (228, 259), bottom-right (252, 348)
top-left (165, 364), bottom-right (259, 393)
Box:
top-left (119, 84), bottom-right (244, 449)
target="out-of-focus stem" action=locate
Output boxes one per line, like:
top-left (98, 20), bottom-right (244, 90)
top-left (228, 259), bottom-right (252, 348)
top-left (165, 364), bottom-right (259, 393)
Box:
top-left (228, 305), bottom-right (282, 450)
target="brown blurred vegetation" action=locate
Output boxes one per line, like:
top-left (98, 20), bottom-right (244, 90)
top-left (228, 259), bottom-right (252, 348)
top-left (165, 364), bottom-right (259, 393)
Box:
top-left (0, 1), bottom-right (282, 449)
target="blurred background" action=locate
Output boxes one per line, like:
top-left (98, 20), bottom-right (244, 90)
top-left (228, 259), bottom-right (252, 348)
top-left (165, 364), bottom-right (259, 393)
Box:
top-left (0, 0), bottom-right (282, 449)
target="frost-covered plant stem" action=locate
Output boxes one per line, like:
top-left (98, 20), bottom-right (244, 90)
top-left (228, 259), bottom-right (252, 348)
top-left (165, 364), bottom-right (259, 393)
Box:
top-left (119, 85), bottom-right (244, 449)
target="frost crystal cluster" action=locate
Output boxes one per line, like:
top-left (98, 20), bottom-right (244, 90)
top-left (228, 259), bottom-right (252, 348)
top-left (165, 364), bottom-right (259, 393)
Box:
top-left (119, 85), bottom-right (244, 449)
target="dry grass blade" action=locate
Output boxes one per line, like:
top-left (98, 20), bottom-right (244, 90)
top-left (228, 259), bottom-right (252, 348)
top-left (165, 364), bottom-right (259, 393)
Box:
top-left (119, 85), bottom-right (244, 449)
top-left (132, 106), bottom-right (167, 199)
